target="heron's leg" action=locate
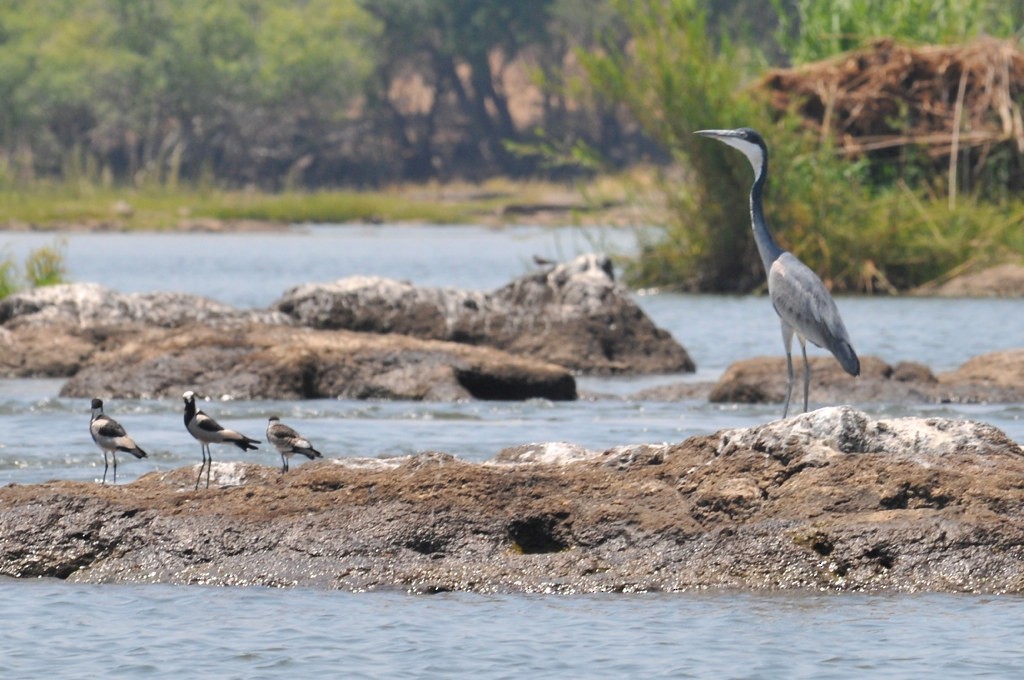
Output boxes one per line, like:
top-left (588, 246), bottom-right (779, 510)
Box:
top-left (799, 336), bottom-right (810, 414)
top-left (112, 452), bottom-right (118, 484)
top-left (206, 445), bottom-right (213, 489)
top-left (102, 451), bottom-right (109, 485)
top-left (781, 324), bottom-right (795, 418)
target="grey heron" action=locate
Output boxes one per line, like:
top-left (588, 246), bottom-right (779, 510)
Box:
top-left (266, 416), bottom-right (323, 473)
top-left (182, 390), bottom-right (260, 489)
top-left (695, 127), bottom-right (860, 417)
top-left (89, 398), bottom-right (147, 484)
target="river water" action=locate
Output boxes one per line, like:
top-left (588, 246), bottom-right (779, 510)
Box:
top-left (1, 224), bottom-right (1023, 677)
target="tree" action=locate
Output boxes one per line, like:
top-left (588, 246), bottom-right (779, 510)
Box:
top-left (363, 0), bottom-right (559, 178)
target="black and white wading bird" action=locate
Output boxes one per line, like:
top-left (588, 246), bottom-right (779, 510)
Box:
top-left (266, 416), bottom-right (323, 473)
top-left (695, 127), bottom-right (860, 418)
top-left (182, 390), bottom-right (260, 490)
top-left (89, 398), bottom-right (147, 484)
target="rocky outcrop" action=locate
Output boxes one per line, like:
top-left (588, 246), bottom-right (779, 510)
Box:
top-left (0, 282), bottom-right (288, 328)
top-left (0, 257), bottom-right (693, 396)
top-left (704, 352), bottom-right (1024, 406)
top-left (58, 323), bottom-right (576, 401)
top-left (913, 263), bottom-right (1024, 297)
top-left (939, 349), bottom-right (1024, 389)
top-left (1, 407), bottom-right (1022, 593)
top-left (271, 253), bottom-right (695, 375)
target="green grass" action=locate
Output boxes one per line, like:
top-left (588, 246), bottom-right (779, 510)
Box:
top-left (0, 177), bottom-right (636, 231)
top-left (0, 185), bottom-right (489, 230)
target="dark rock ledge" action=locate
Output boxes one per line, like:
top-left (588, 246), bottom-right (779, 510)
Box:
top-left (2, 407), bottom-right (1022, 593)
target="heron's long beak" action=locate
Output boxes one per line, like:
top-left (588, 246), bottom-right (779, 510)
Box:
top-left (694, 129), bottom-right (738, 139)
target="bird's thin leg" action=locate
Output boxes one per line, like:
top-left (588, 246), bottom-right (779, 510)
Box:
top-left (206, 444), bottom-right (212, 489)
top-left (281, 453), bottom-right (287, 473)
top-left (112, 452), bottom-right (118, 484)
top-left (195, 445), bottom-right (206, 490)
top-left (781, 325), bottom-right (795, 419)
top-left (799, 337), bottom-right (810, 414)
top-left (102, 451), bottom-right (109, 485)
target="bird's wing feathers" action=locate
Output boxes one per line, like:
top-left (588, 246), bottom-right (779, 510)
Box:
top-left (92, 416), bottom-right (146, 457)
top-left (268, 422), bottom-right (300, 440)
top-left (769, 253), bottom-right (853, 353)
top-left (195, 411), bottom-right (224, 433)
top-left (268, 422), bottom-right (321, 458)
top-left (94, 416), bottom-right (127, 439)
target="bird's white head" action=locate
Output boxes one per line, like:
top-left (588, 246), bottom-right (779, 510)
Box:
top-left (695, 127), bottom-right (767, 182)
top-left (182, 390), bottom-right (196, 402)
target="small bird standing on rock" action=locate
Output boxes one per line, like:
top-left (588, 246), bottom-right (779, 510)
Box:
top-left (266, 416), bottom-right (323, 473)
top-left (89, 398), bottom-right (147, 484)
top-left (182, 390), bottom-right (260, 490)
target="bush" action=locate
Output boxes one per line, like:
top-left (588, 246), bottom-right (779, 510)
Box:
top-left (0, 240), bottom-right (68, 298)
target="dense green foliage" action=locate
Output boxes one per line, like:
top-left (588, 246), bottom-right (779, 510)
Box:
top-left (0, 0), bottom-right (627, 188)
top-left (0, 0), bottom-right (379, 188)
top-left (776, 0), bottom-right (1024, 63)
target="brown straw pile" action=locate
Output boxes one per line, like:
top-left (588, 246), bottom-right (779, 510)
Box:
top-left (760, 37), bottom-right (1024, 161)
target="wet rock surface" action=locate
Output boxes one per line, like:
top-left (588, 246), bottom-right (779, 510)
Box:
top-left (271, 253), bottom-right (695, 375)
top-left (696, 352), bottom-right (1024, 406)
top-left (2, 407), bottom-right (1022, 593)
top-left (58, 324), bottom-right (576, 401)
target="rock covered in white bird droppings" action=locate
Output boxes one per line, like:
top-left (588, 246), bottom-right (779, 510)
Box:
top-left (0, 282), bottom-right (288, 328)
top-left (272, 253), bottom-right (694, 375)
top-left (715, 405), bottom-right (1019, 462)
top-left (493, 441), bottom-right (599, 465)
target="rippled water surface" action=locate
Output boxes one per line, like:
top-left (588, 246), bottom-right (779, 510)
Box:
top-left (3, 579), bottom-right (1024, 679)
top-left (2, 224), bottom-right (1023, 676)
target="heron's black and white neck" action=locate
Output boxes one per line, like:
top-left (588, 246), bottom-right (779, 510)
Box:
top-left (695, 127), bottom-right (784, 274)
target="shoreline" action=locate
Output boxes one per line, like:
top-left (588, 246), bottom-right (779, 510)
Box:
top-left (0, 177), bottom-right (659, 233)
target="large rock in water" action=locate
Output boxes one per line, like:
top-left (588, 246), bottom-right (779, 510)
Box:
top-left (1, 407), bottom-right (1022, 593)
top-left (0, 282), bottom-right (288, 328)
top-left (0, 283), bottom-right (289, 379)
top-left (271, 253), bottom-right (695, 375)
top-left (58, 323), bottom-right (576, 401)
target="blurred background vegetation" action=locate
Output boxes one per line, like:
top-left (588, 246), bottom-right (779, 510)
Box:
top-left (1, 0), bottom-right (1023, 293)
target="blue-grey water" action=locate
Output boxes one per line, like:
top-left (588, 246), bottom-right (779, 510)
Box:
top-left (2, 224), bottom-right (1023, 677)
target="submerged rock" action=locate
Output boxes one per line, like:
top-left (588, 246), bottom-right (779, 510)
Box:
top-left (1, 407), bottom-right (1022, 593)
top-left (706, 353), bottom-right (1024, 406)
top-left (272, 253), bottom-right (695, 375)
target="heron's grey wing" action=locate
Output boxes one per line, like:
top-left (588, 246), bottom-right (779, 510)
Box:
top-left (768, 253), bottom-right (859, 375)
